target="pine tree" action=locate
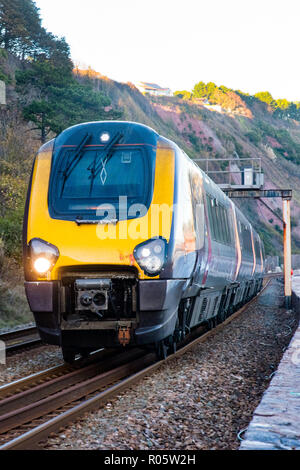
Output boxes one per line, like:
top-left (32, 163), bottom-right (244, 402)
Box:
top-left (0, 0), bottom-right (25, 51)
top-left (17, 61), bottom-right (121, 143)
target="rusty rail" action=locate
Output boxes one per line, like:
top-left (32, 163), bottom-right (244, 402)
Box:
top-left (0, 326), bottom-right (41, 353)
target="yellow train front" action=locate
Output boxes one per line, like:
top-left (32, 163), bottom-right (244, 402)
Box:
top-left (23, 121), bottom-right (183, 362)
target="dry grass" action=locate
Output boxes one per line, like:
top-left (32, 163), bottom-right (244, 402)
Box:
top-left (0, 257), bottom-right (33, 328)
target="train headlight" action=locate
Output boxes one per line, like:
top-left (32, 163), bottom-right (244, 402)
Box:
top-left (134, 238), bottom-right (167, 276)
top-left (29, 238), bottom-right (60, 276)
top-left (34, 258), bottom-right (51, 274)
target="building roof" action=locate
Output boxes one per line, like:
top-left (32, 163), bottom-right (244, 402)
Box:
top-left (137, 82), bottom-right (171, 91)
top-left (139, 82), bottom-right (164, 89)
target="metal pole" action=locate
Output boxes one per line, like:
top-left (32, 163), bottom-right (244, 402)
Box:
top-left (282, 197), bottom-right (292, 308)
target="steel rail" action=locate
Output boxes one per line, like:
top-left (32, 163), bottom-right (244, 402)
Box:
top-left (0, 326), bottom-right (41, 353)
top-left (0, 279), bottom-right (272, 450)
top-left (0, 326), bottom-right (37, 342)
top-left (5, 338), bottom-right (42, 353)
top-left (0, 348), bottom-right (147, 434)
top-left (0, 347), bottom-right (119, 400)
top-left (0, 363), bottom-right (73, 399)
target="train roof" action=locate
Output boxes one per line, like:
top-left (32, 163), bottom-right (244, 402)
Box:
top-left (54, 121), bottom-right (159, 149)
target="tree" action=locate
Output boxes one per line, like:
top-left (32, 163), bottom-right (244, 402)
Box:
top-left (19, 68), bottom-right (121, 142)
top-left (193, 81), bottom-right (208, 98)
top-left (193, 81), bottom-right (217, 99)
top-left (0, 0), bottom-right (72, 64)
top-left (254, 91), bottom-right (275, 107)
top-left (22, 99), bottom-right (54, 143)
top-left (206, 81), bottom-right (217, 96)
top-left (17, 0), bottom-right (41, 59)
top-left (3, 0), bottom-right (122, 142)
top-left (275, 99), bottom-right (289, 110)
top-left (0, 0), bottom-right (24, 50)
top-left (16, 59), bottom-right (73, 96)
top-left (0, 0), bottom-right (40, 56)
top-left (174, 90), bottom-right (192, 100)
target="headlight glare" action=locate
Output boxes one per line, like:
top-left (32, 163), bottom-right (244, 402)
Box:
top-left (34, 257), bottom-right (51, 274)
top-left (29, 238), bottom-right (59, 276)
top-left (134, 238), bottom-right (167, 276)
top-left (141, 247), bottom-right (151, 257)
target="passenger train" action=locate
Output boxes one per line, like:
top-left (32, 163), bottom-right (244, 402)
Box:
top-left (23, 121), bottom-right (265, 362)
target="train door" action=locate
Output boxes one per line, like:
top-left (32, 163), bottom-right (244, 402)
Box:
top-left (189, 167), bottom-right (208, 286)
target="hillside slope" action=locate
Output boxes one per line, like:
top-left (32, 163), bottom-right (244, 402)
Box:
top-left (77, 71), bottom-right (300, 257)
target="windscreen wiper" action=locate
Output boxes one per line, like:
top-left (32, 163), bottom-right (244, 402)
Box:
top-left (88, 131), bottom-right (124, 196)
top-left (60, 133), bottom-right (92, 196)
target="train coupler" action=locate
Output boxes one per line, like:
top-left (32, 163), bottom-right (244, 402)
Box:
top-left (118, 323), bottom-right (132, 346)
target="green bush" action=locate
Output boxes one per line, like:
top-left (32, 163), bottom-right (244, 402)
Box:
top-left (0, 281), bottom-right (33, 328)
top-left (245, 130), bottom-right (261, 145)
top-left (0, 206), bottom-right (24, 260)
top-left (0, 68), bottom-right (12, 84)
top-left (0, 238), bottom-right (4, 268)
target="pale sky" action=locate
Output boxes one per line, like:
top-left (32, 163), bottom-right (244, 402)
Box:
top-left (35, 0), bottom-right (300, 101)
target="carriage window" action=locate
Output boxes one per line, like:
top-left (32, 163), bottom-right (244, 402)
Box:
top-left (211, 198), bottom-right (220, 241)
top-left (223, 208), bottom-right (230, 244)
top-left (218, 204), bottom-right (225, 244)
top-left (224, 207), bottom-right (232, 245)
top-left (241, 223), bottom-right (253, 253)
top-left (214, 201), bottom-right (222, 243)
top-left (255, 240), bottom-right (261, 264)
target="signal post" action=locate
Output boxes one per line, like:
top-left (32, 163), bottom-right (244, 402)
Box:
top-left (283, 196), bottom-right (292, 308)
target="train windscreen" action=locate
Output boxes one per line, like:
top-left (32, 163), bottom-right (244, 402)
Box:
top-left (48, 146), bottom-right (154, 221)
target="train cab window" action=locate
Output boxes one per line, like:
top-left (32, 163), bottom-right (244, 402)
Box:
top-left (49, 146), bottom-right (154, 221)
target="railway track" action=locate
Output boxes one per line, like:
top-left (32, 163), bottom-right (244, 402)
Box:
top-left (0, 326), bottom-right (41, 354)
top-left (0, 279), bottom-right (272, 450)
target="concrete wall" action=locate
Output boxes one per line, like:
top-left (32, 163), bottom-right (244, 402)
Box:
top-left (0, 80), bottom-right (6, 105)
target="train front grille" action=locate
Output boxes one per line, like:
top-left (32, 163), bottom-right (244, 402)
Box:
top-left (60, 267), bottom-right (138, 324)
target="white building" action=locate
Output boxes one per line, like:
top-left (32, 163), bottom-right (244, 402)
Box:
top-left (203, 101), bottom-right (223, 113)
top-left (135, 81), bottom-right (173, 97)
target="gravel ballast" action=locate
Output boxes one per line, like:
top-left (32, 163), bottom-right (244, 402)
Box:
top-left (0, 346), bottom-right (63, 387)
top-left (42, 279), bottom-right (299, 450)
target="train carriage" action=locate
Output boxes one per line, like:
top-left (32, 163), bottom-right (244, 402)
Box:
top-left (23, 121), bottom-right (265, 362)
